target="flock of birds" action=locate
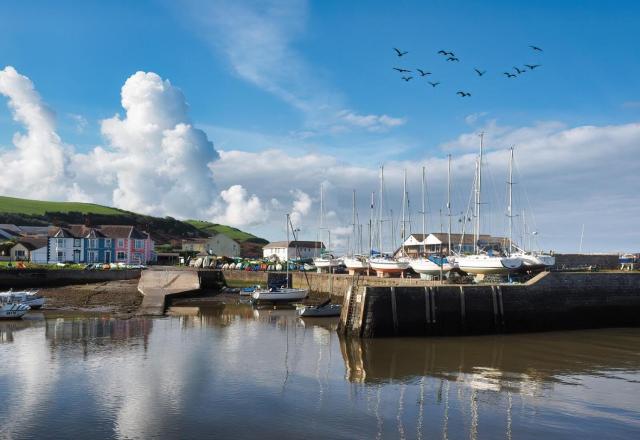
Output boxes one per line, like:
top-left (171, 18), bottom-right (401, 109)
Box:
top-left (392, 45), bottom-right (543, 97)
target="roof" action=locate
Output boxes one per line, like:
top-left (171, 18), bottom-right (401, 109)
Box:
top-left (408, 233), bottom-right (507, 246)
top-left (263, 240), bottom-right (325, 249)
top-left (51, 225), bottom-right (149, 240)
top-left (98, 225), bottom-right (149, 239)
top-left (15, 237), bottom-right (47, 251)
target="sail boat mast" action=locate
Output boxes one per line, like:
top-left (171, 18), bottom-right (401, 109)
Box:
top-left (379, 166), bottom-right (384, 254)
top-left (369, 191), bottom-right (374, 256)
top-left (421, 166), bottom-right (426, 256)
top-left (351, 190), bottom-right (356, 256)
top-left (447, 154), bottom-right (452, 256)
top-left (286, 213), bottom-right (290, 286)
top-left (507, 147), bottom-right (514, 255)
top-left (475, 133), bottom-right (484, 254)
top-left (401, 169), bottom-right (407, 257)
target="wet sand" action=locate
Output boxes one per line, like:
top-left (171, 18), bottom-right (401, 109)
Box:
top-left (38, 279), bottom-right (142, 317)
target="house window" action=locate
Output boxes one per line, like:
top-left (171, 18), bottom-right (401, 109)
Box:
top-left (89, 239), bottom-right (98, 248)
top-left (105, 239), bottom-right (112, 247)
top-left (57, 238), bottom-right (65, 247)
top-left (134, 239), bottom-right (144, 249)
top-left (57, 251), bottom-right (64, 261)
top-left (117, 251), bottom-right (126, 261)
top-left (117, 239), bottom-right (125, 248)
top-left (74, 239), bottom-right (81, 247)
top-left (15, 250), bottom-right (25, 258)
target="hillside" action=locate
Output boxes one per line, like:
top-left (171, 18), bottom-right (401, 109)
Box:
top-left (0, 196), bottom-right (267, 254)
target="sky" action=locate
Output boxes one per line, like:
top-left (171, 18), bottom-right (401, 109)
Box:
top-left (0, 0), bottom-right (639, 252)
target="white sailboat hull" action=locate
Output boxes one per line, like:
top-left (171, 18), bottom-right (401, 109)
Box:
top-left (251, 288), bottom-right (308, 303)
top-left (313, 257), bottom-right (339, 268)
top-left (0, 303), bottom-right (30, 320)
top-left (455, 255), bottom-right (522, 274)
top-left (343, 257), bottom-right (368, 270)
top-left (369, 258), bottom-right (410, 273)
top-left (513, 253), bottom-right (555, 269)
top-left (409, 258), bottom-right (454, 275)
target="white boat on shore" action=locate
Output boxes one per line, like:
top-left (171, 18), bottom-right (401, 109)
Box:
top-left (343, 255), bottom-right (369, 271)
top-left (313, 254), bottom-right (340, 269)
top-left (454, 254), bottom-right (523, 274)
top-left (0, 302), bottom-right (31, 320)
top-left (0, 290), bottom-right (45, 309)
top-left (369, 256), bottom-right (410, 274)
top-left (512, 252), bottom-right (555, 270)
top-left (409, 257), bottom-right (454, 275)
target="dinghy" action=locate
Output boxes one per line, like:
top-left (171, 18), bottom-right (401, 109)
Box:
top-left (297, 299), bottom-right (342, 317)
top-left (0, 302), bottom-right (30, 320)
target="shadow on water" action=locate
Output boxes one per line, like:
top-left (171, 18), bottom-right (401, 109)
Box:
top-left (339, 329), bottom-right (640, 389)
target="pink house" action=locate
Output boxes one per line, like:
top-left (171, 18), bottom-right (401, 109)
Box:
top-left (99, 225), bottom-right (155, 265)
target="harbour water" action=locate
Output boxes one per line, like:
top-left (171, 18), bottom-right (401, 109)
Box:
top-left (1, 305), bottom-right (639, 439)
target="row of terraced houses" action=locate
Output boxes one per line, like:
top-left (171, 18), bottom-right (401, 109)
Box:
top-left (49, 225), bottom-right (154, 264)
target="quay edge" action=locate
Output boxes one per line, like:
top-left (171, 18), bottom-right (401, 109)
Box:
top-left (338, 271), bottom-right (640, 338)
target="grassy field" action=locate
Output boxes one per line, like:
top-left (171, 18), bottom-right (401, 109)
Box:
top-left (0, 196), bottom-right (126, 215)
top-left (186, 220), bottom-right (268, 244)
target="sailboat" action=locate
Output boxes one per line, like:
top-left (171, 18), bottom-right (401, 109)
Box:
top-left (505, 148), bottom-right (555, 270)
top-left (313, 183), bottom-right (340, 271)
top-left (409, 165), bottom-right (454, 276)
top-left (343, 190), bottom-right (369, 273)
top-left (455, 135), bottom-right (522, 275)
top-left (252, 214), bottom-right (308, 303)
top-left (369, 166), bottom-right (410, 275)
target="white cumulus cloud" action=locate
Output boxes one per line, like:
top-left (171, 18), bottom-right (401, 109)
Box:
top-left (0, 66), bottom-right (89, 201)
top-left (212, 185), bottom-right (268, 227)
top-left (290, 189), bottom-right (311, 227)
top-left (82, 71), bottom-right (220, 218)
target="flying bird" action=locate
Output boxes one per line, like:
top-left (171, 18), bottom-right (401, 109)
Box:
top-left (474, 68), bottom-right (486, 76)
top-left (401, 76), bottom-right (413, 82)
top-left (504, 72), bottom-right (516, 78)
top-left (447, 57), bottom-right (460, 62)
top-left (438, 50), bottom-right (455, 56)
top-left (514, 66), bottom-right (525, 74)
top-left (529, 45), bottom-right (543, 52)
top-left (456, 91), bottom-right (471, 97)
top-left (393, 67), bottom-right (412, 73)
top-left (525, 64), bottom-right (541, 70)
top-left (394, 48), bottom-right (408, 57)
top-left (428, 81), bottom-right (440, 87)
top-left (416, 69), bottom-right (431, 76)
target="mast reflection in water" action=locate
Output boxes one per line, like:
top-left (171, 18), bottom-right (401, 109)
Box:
top-left (0, 305), bottom-right (638, 439)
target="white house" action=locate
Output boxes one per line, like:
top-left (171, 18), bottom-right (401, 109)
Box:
top-left (182, 234), bottom-right (241, 257)
top-left (262, 241), bottom-right (325, 260)
top-left (48, 228), bottom-right (84, 263)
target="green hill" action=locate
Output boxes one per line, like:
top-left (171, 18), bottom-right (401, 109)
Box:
top-left (0, 196), bottom-right (126, 216)
top-left (0, 196), bottom-right (267, 253)
top-left (185, 220), bottom-right (268, 244)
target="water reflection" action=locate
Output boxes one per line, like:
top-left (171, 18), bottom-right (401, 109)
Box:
top-left (340, 330), bottom-right (640, 390)
top-left (0, 305), bottom-right (638, 439)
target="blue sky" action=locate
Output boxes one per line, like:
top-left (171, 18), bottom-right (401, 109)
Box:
top-left (0, 0), bottom-right (639, 251)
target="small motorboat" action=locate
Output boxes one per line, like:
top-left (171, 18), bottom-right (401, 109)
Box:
top-left (0, 302), bottom-right (31, 320)
top-left (0, 289), bottom-right (45, 309)
top-left (239, 286), bottom-right (257, 296)
top-left (297, 299), bottom-right (342, 317)
top-left (251, 283), bottom-right (308, 304)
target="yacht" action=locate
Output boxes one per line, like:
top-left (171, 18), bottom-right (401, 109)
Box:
top-left (0, 302), bottom-right (31, 320)
top-left (0, 289), bottom-right (45, 309)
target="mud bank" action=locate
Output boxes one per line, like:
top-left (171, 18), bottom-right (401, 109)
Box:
top-left (38, 279), bottom-right (142, 318)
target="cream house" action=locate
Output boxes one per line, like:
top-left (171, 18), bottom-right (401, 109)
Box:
top-left (182, 234), bottom-right (241, 257)
top-left (262, 241), bottom-right (324, 260)
top-left (10, 238), bottom-right (48, 262)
